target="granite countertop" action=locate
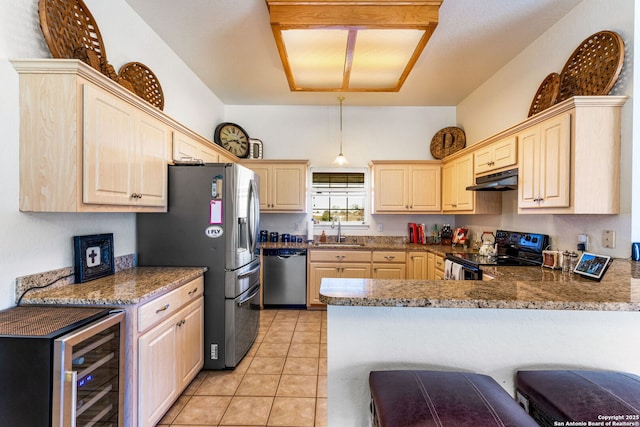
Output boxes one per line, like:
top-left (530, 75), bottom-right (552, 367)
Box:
top-left (19, 266), bottom-right (207, 306)
top-left (260, 240), bottom-right (465, 256)
top-left (320, 259), bottom-right (640, 311)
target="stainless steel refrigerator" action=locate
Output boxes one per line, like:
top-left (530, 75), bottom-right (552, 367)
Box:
top-left (137, 163), bottom-right (260, 369)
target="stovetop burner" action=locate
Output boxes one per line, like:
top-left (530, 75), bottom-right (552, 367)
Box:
top-left (446, 229), bottom-right (549, 268)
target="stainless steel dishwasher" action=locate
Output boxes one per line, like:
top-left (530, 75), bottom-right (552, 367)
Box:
top-left (262, 248), bottom-right (307, 307)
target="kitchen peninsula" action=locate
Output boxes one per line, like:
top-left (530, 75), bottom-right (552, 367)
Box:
top-left (320, 259), bottom-right (640, 426)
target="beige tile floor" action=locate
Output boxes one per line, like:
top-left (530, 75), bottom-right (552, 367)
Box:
top-left (157, 309), bottom-right (327, 426)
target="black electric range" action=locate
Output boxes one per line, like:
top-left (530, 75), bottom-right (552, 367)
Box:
top-left (446, 230), bottom-right (550, 279)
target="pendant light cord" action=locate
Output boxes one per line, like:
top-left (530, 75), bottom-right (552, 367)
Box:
top-left (338, 96), bottom-right (344, 155)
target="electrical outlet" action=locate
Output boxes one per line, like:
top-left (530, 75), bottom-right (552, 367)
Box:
top-left (294, 222), bottom-right (300, 231)
top-left (377, 223), bottom-right (383, 232)
top-left (603, 230), bottom-right (616, 248)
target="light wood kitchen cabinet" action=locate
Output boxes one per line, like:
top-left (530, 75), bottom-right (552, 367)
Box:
top-left (372, 251), bottom-right (406, 279)
top-left (370, 161), bottom-right (441, 213)
top-left (518, 113), bottom-right (570, 209)
top-left (12, 59), bottom-right (179, 212)
top-left (517, 96), bottom-right (626, 214)
top-left (307, 250), bottom-right (372, 307)
top-left (434, 254), bottom-right (445, 280)
top-left (136, 277), bottom-right (204, 427)
top-left (240, 160), bottom-right (309, 212)
top-left (427, 252), bottom-right (436, 280)
top-left (473, 135), bottom-right (517, 175)
top-left (442, 153), bottom-right (501, 214)
top-left (83, 85), bottom-right (170, 208)
top-left (407, 251), bottom-right (428, 280)
top-left (172, 130), bottom-right (219, 163)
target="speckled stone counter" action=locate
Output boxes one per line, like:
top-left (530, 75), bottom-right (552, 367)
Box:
top-left (259, 238), bottom-right (466, 256)
top-left (323, 259), bottom-right (640, 426)
top-left (19, 266), bottom-right (207, 306)
top-left (320, 259), bottom-right (640, 311)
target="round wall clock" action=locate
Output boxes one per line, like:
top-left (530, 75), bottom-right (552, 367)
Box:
top-left (214, 122), bottom-right (250, 158)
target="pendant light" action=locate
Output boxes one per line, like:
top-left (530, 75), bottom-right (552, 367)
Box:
top-left (334, 96), bottom-right (349, 166)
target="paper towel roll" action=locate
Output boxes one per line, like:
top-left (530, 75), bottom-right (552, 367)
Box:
top-left (307, 219), bottom-right (314, 242)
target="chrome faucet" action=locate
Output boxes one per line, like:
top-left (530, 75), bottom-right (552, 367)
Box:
top-left (333, 216), bottom-right (346, 243)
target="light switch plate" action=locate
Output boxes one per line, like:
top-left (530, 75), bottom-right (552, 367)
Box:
top-left (73, 233), bottom-right (115, 283)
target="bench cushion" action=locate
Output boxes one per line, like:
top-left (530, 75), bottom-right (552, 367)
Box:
top-left (369, 370), bottom-right (538, 427)
top-left (516, 370), bottom-right (640, 427)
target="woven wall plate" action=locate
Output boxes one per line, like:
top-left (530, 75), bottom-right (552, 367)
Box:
top-left (557, 30), bottom-right (624, 102)
top-left (528, 72), bottom-right (560, 117)
top-left (430, 127), bottom-right (466, 159)
top-left (118, 62), bottom-right (165, 110)
top-left (39, 0), bottom-right (107, 67)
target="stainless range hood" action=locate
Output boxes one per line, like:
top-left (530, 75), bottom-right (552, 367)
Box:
top-left (466, 168), bottom-right (518, 191)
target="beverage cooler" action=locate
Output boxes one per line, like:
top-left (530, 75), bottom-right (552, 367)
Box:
top-left (0, 306), bottom-right (125, 427)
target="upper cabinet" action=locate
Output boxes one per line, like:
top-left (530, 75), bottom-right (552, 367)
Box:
top-left (516, 97), bottom-right (626, 214)
top-left (518, 113), bottom-right (570, 210)
top-left (240, 160), bottom-right (309, 212)
top-left (370, 161), bottom-right (441, 213)
top-left (442, 153), bottom-right (501, 214)
top-left (473, 135), bottom-right (517, 175)
top-left (12, 59), bottom-right (235, 213)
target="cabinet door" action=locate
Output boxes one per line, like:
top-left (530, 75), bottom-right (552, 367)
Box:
top-left (173, 131), bottom-right (218, 163)
top-left (177, 298), bottom-right (204, 390)
top-left (372, 264), bottom-right (405, 279)
top-left (441, 161), bottom-right (456, 210)
top-left (474, 136), bottom-right (517, 174)
top-left (83, 85), bottom-right (135, 205)
top-left (341, 264), bottom-right (372, 279)
top-left (373, 165), bottom-right (408, 212)
top-left (308, 263), bottom-right (340, 306)
top-left (250, 165), bottom-right (271, 210)
top-left (138, 316), bottom-right (178, 427)
top-left (427, 252), bottom-right (435, 280)
top-left (519, 113), bottom-right (570, 209)
top-left (407, 252), bottom-right (428, 280)
top-left (272, 164), bottom-right (306, 211)
top-left (454, 154), bottom-right (474, 211)
top-left (410, 166), bottom-right (441, 211)
top-left (538, 114), bottom-right (570, 207)
top-left (136, 114), bottom-right (170, 207)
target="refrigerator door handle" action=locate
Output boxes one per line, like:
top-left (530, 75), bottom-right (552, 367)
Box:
top-left (248, 178), bottom-right (259, 254)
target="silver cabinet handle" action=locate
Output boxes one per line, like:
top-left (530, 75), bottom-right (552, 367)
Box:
top-left (155, 304), bottom-right (170, 313)
top-left (188, 288), bottom-right (198, 296)
top-left (384, 256), bottom-right (395, 260)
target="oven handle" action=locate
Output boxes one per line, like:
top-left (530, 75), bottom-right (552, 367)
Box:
top-left (237, 286), bottom-right (260, 306)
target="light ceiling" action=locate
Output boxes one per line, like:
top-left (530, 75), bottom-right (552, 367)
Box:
top-left (265, 0), bottom-right (442, 92)
top-left (123, 0), bottom-right (583, 106)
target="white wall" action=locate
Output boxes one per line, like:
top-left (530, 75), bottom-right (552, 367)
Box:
top-left (225, 104), bottom-right (458, 237)
top-left (0, 0), bottom-right (224, 310)
top-left (456, 0), bottom-right (635, 258)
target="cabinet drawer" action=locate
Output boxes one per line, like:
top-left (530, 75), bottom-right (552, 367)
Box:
top-left (372, 251), bottom-right (406, 263)
top-left (138, 277), bottom-right (204, 332)
top-left (434, 255), bottom-right (445, 271)
top-left (309, 250), bottom-right (372, 262)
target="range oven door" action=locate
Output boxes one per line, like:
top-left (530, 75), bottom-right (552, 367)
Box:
top-left (444, 257), bottom-right (483, 280)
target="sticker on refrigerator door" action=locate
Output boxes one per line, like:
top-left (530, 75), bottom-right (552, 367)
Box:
top-left (210, 200), bottom-right (222, 224)
top-left (205, 225), bottom-right (224, 238)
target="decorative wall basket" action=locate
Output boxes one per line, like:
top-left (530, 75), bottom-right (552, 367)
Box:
top-left (430, 127), bottom-right (466, 159)
top-left (118, 62), bottom-right (165, 110)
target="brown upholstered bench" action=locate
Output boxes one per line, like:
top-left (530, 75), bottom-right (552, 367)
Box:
top-left (369, 370), bottom-right (538, 426)
top-left (516, 370), bottom-right (640, 427)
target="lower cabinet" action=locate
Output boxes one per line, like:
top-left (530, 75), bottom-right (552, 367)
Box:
top-left (372, 251), bottom-right (406, 279)
top-left (307, 250), bottom-right (372, 307)
top-left (407, 251), bottom-right (428, 280)
top-left (135, 277), bottom-right (204, 427)
top-left (434, 254), bottom-right (445, 280)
